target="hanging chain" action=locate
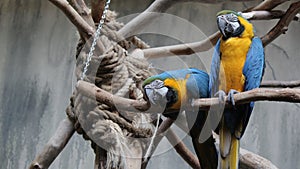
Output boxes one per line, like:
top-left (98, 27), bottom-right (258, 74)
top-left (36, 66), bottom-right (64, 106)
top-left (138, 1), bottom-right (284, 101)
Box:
top-left (80, 0), bottom-right (111, 80)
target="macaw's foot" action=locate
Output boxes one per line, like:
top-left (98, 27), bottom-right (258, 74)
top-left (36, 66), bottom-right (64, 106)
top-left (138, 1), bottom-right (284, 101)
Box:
top-left (214, 90), bottom-right (226, 104)
top-left (227, 89), bottom-right (239, 106)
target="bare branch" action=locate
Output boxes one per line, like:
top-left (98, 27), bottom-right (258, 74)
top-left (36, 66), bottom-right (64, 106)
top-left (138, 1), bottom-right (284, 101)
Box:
top-left (28, 118), bottom-right (75, 169)
top-left (49, 0), bottom-right (94, 37)
top-left (260, 80), bottom-right (300, 88)
top-left (69, 0), bottom-right (95, 26)
top-left (251, 0), bottom-right (289, 11)
top-left (141, 118), bottom-right (175, 169)
top-left (239, 149), bottom-right (279, 169)
top-left (77, 80), bottom-right (300, 113)
top-left (193, 88), bottom-right (300, 110)
top-left (140, 32), bottom-right (220, 59)
top-left (118, 0), bottom-right (181, 38)
top-left (135, 9), bottom-right (299, 59)
top-left (262, 1), bottom-right (300, 46)
top-left (165, 129), bottom-right (201, 169)
top-left (76, 80), bottom-right (149, 111)
top-left (92, 0), bottom-right (105, 22)
top-left (164, 126), bottom-right (279, 169)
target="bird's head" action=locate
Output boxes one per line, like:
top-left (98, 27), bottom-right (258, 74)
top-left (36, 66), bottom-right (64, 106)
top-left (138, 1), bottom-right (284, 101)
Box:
top-left (143, 77), bottom-right (177, 109)
top-left (216, 10), bottom-right (246, 39)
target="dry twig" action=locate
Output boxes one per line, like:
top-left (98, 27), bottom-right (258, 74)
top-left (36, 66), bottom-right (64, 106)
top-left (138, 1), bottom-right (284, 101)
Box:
top-left (28, 118), bottom-right (75, 169)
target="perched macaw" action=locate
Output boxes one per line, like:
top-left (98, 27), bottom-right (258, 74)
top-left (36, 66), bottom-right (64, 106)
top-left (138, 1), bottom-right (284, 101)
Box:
top-left (143, 68), bottom-right (218, 169)
top-left (209, 10), bottom-right (265, 169)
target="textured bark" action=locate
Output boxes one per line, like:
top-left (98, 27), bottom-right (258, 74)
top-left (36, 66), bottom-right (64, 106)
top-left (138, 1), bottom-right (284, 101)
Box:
top-left (77, 80), bottom-right (300, 112)
top-left (260, 80), bottom-right (300, 88)
top-left (262, 1), bottom-right (300, 46)
top-left (28, 118), bottom-right (75, 169)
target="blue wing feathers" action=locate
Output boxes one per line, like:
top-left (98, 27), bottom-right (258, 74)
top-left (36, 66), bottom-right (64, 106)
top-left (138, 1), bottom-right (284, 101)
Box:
top-left (243, 37), bottom-right (265, 92)
top-left (237, 37), bottom-right (264, 137)
top-left (209, 39), bottom-right (221, 97)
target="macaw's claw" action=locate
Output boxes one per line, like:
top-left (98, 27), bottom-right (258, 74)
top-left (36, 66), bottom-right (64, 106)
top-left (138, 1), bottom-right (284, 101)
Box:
top-left (214, 90), bottom-right (226, 104)
top-left (227, 89), bottom-right (239, 106)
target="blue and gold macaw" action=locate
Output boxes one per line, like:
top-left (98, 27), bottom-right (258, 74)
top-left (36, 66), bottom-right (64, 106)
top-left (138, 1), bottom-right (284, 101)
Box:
top-left (143, 68), bottom-right (218, 169)
top-left (209, 10), bottom-right (265, 169)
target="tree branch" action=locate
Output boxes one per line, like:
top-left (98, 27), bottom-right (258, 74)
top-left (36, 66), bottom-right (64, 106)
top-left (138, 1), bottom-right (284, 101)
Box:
top-left (262, 1), bottom-right (300, 46)
top-left (139, 32), bottom-right (220, 59)
top-left (239, 149), bottom-right (279, 169)
top-left (77, 80), bottom-right (149, 111)
top-left (77, 80), bottom-right (300, 113)
top-left (118, 0), bottom-right (181, 39)
top-left (193, 88), bottom-right (300, 110)
top-left (28, 118), bottom-right (75, 169)
top-left (141, 118), bottom-right (175, 169)
top-left (68, 0), bottom-right (95, 26)
top-left (165, 129), bottom-right (201, 169)
top-left (251, 0), bottom-right (289, 11)
top-left (49, 0), bottom-right (94, 37)
top-left (260, 80), bottom-right (300, 88)
top-left (136, 8), bottom-right (299, 59)
top-left (92, 0), bottom-right (105, 22)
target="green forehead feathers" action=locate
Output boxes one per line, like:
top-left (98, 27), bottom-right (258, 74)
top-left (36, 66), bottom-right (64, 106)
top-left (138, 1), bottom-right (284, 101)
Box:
top-left (217, 10), bottom-right (241, 17)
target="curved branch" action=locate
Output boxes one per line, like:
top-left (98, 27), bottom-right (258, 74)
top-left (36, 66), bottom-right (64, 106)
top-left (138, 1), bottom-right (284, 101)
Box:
top-left (136, 9), bottom-right (299, 59)
top-left (118, 0), bottom-right (180, 38)
top-left (69, 0), bottom-right (95, 27)
top-left (165, 129), bottom-right (201, 169)
top-left (28, 118), bottom-right (75, 169)
top-left (140, 32), bottom-right (220, 59)
top-left (251, 0), bottom-right (289, 11)
top-left (141, 118), bottom-right (175, 169)
top-left (260, 80), bottom-right (300, 88)
top-left (77, 80), bottom-right (149, 111)
top-left (92, 0), bottom-right (105, 22)
top-left (77, 80), bottom-right (300, 113)
top-left (49, 0), bottom-right (94, 37)
top-left (262, 1), bottom-right (300, 46)
top-left (193, 88), bottom-right (300, 110)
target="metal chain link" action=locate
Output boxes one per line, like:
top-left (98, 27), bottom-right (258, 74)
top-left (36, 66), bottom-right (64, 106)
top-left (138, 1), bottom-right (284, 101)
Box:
top-left (80, 0), bottom-right (111, 80)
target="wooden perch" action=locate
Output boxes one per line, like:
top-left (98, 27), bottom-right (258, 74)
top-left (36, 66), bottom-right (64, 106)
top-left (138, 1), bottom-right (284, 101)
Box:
top-left (251, 0), bottom-right (289, 11)
top-left (193, 88), bottom-right (300, 110)
top-left (140, 32), bottom-right (220, 59)
top-left (137, 8), bottom-right (299, 59)
top-left (28, 118), bottom-right (75, 169)
top-left (77, 80), bottom-right (300, 113)
top-left (92, 0), bottom-right (105, 22)
top-left (260, 80), bottom-right (300, 88)
top-left (49, 0), bottom-right (94, 37)
top-left (262, 1), bottom-right (300, 46)
top-left (239, 149), bottom-right (279, 169)
top-left (77, 80), bottom-right (149, 111)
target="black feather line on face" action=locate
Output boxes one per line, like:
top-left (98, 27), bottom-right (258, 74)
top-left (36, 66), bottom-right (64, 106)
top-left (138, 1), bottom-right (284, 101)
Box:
top-left (166, 87), bottom-right (177, 108)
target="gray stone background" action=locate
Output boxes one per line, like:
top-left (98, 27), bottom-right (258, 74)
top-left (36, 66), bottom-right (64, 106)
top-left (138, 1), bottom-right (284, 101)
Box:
top-left (0, 0), bottom-right (299, 169)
